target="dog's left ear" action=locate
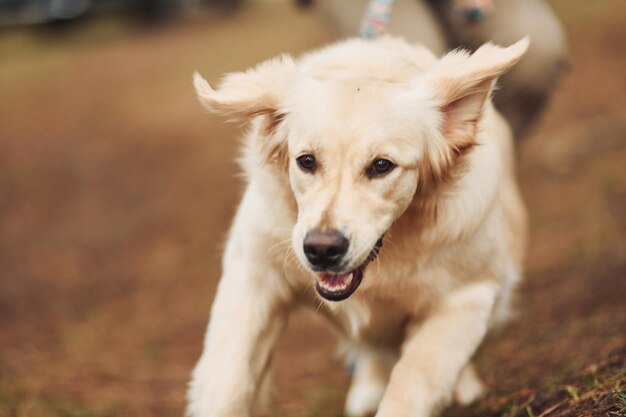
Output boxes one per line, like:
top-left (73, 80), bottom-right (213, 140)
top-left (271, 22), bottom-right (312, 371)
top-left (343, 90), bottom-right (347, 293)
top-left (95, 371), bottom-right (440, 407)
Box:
top-left (427, 38), bottom-right (529, 152)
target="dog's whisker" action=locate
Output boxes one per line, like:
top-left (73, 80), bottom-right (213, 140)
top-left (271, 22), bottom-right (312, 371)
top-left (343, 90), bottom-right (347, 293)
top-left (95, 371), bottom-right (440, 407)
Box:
top-left (315, 297), bottom-right (325, 314)
top-left (282, 248), bottom-right (299, 276)
top-left (264, 238), bottom-right (292, 257)
top-left (287, 250), bottom-right (301, 267)
top-left (375, 254), bottom-right (381, 278)
top-left (381, 235), bottom-right (397, 250)
top-left (377, 251), bottom-right (391, 265)
top-left (303, 279), bottom-right (320, 303)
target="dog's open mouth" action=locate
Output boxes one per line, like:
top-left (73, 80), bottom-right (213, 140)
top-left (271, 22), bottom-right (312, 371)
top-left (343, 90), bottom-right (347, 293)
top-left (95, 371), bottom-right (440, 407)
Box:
top-left (314, 237), bottom-right (383, 301)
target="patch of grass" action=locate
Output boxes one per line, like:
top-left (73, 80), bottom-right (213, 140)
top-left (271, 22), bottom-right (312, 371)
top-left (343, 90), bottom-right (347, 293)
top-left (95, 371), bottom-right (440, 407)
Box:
top-left (445, 348), bottom-right (625, 417)
top-left (613, 389), bottom-right (626, 413)
top-left (563, 385), bottom-right (580, 402)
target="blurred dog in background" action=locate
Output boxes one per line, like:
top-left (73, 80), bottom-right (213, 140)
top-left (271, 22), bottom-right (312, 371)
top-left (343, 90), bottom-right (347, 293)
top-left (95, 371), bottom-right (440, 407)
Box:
top-left (188, 34), bottom-right (529, 417)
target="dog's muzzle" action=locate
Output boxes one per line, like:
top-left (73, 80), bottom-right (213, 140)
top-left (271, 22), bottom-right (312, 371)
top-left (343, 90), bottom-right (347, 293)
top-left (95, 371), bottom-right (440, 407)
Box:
top-left (313, 237), bottom-right (384, 302)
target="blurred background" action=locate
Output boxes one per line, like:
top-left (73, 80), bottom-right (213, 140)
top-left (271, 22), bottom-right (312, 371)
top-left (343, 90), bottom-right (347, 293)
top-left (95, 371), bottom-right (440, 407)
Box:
top-left (0, 0), bottom-right (624, 416)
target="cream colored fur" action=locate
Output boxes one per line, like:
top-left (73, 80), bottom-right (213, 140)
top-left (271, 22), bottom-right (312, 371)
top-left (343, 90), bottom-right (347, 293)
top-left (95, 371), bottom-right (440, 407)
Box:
top-left (188, 36), bottom-right (529, 417)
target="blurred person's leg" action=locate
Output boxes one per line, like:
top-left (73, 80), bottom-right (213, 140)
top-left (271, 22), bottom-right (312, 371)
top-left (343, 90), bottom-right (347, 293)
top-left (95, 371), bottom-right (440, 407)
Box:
top-left (431, 0), bottom-right (568, 137)
top-left (315, 0), bottom-right (448, 55)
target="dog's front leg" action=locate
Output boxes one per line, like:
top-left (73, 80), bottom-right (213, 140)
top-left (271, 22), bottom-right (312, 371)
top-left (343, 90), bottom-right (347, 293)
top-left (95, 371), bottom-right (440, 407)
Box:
top-left (375, 282), bottom-right (498, 417)
top-left (187, 227), bottom-right (292, 417)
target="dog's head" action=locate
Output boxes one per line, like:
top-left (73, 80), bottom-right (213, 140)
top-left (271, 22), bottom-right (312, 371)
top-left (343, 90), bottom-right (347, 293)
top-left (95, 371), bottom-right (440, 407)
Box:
top-left (195, 37), bottom-right (528, 301)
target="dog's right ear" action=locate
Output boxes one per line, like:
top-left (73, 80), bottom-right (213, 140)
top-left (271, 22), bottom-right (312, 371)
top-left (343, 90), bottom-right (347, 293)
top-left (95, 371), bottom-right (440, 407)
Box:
top-left (194, 55), bottom-right (297, 169)
top-left (193, 54), bottom-right (296, 121)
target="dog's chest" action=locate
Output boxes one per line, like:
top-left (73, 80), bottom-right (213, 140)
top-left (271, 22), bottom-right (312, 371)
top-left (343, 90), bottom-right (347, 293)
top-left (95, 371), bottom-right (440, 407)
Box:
top-left (319, 260), bottom-right (448, 347)
top-left (328, 295), bottom-right (423, 348)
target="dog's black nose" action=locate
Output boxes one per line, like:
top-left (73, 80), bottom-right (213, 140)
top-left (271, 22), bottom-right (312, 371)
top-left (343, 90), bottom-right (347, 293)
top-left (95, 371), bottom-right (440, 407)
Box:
top-left (303, 229), bottom-right (349, 270)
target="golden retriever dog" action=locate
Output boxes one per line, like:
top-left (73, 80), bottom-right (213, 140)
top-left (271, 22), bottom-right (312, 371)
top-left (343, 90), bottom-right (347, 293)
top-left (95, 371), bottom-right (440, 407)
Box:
top-left (188, 36), bottom-right (529, 417)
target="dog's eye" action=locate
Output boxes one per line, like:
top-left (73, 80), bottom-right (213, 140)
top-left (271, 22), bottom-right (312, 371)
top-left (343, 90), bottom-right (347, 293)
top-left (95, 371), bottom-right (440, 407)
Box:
top-left (296, 154), bottom-right (318, 173)
top-left (367, 159), bottom-right (396, 178)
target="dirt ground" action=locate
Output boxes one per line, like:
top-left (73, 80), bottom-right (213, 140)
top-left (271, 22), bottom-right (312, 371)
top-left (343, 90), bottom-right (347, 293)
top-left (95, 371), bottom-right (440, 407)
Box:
top-left (0, 1), bottom-right (624, 416)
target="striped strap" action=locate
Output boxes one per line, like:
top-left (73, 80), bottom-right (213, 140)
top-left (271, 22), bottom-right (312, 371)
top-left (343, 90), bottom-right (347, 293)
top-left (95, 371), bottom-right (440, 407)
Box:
top-left (360, 0), bottom-right (396, 39)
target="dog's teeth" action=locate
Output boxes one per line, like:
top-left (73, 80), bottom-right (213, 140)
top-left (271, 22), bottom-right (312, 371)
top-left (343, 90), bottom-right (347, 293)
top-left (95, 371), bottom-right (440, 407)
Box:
top-left (318, 273), bottom-right (353, 292)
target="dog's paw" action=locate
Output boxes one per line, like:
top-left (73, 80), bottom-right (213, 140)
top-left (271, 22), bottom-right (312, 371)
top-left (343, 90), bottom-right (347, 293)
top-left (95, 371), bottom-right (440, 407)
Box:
top-left (453, 364), bottom-right (485, 406)
top-left (345, 381), bottom-right (386, 417)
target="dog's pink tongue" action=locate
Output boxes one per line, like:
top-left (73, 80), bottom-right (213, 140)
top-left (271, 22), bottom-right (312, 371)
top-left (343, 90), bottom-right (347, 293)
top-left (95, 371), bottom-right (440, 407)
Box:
top-left (319, 272), bottom-right (350, 285)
